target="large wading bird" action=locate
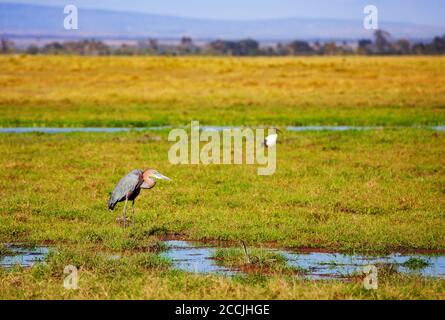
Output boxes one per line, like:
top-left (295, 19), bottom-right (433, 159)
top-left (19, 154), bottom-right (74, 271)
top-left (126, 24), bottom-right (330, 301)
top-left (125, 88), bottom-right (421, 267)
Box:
top-left (108, 168), bottom-right (171, 227)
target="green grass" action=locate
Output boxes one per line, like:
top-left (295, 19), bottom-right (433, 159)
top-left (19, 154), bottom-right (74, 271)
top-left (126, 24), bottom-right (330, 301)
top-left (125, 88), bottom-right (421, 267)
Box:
top-left (402, 258), bottom-right (431, 270)
top-left (0, 129), bottom-right (444, 251)
top-left (0, 129), bottom-right (444, 299)
top-left (1, 259), bottom-right (444, 299)
top-left (1, 56), bottom-right (445, 127)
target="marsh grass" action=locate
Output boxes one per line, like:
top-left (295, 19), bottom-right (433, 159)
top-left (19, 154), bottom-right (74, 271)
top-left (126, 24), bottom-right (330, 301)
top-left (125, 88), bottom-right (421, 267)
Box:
top-left (1, 261), bottom-right (444, 299)
top-left (0, 244), bottom-right (13, 256)
top-left (402, 257), bottom-right (430, 270)
top-left (1, 56), bottom-right (445, 127)
top-left (373, 263), bottom-right (399, 277)
top-left (213, 247), bottom-right (305, 275)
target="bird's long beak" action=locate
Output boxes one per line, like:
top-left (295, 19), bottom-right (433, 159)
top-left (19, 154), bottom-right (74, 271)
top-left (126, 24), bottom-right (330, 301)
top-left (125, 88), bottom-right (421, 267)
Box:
top-left (152, 171), bottom-right (172, 181)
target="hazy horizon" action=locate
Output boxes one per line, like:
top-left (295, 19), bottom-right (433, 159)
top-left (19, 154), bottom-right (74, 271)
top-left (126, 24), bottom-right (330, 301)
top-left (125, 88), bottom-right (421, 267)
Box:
top-left (1, 0), bottom-right (444, 27)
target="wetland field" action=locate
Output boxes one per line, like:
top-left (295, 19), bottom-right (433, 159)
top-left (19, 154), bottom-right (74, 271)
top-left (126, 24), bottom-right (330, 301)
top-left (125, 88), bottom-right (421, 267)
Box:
top-left (0, 56), bottom-right (444, 299)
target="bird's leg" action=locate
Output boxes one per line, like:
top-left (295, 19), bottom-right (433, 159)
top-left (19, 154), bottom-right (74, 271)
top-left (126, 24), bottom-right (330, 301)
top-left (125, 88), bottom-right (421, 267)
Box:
top-left (122, 198), bottom-right (128, 228)
top-left (132, 200), bottom-right (135, 226)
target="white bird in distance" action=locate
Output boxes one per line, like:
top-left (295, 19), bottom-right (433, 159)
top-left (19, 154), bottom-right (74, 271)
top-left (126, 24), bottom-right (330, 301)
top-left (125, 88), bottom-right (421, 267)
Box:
top-left (262, 128), bottom-right (282, 148)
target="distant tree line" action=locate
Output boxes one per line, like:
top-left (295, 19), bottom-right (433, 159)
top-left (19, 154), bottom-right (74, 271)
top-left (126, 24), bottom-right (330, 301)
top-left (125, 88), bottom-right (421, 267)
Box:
top-left (2, 30), bottom-right (445, 56)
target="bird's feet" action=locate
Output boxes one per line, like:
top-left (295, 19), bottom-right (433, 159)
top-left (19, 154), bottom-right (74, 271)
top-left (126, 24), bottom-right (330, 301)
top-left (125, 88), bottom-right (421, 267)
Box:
top-left (115, 217), bottom-right (127, 228)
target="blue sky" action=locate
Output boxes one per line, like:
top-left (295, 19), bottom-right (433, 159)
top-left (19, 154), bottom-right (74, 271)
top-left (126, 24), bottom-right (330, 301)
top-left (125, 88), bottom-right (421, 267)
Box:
top-left (2, 0), bottom-right (444, 26)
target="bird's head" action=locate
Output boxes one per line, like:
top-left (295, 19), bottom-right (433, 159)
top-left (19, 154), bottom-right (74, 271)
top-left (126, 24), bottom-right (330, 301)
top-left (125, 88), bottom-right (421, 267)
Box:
top-left (271, 127), bottom-right (283, 134)
top-left (141, 169), bottom-right (171, 189)
top-left (143, 169), bottom-right (172, 183)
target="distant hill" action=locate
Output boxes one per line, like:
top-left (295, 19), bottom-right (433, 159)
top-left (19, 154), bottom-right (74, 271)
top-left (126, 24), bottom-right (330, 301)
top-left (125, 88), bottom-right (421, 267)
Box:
top-left (1, 3), bottom-right (444, 41)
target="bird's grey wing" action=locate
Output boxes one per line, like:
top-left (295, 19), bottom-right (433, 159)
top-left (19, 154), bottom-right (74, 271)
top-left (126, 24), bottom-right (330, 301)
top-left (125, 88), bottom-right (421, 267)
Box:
top-left (109, 171), bottom-right (143, 204)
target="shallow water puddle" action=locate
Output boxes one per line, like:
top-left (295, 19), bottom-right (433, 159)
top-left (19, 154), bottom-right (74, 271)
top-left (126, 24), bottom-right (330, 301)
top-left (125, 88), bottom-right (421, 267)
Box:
top-left (0, 245), bottom-right (49, 269)
top-left (161, 240), bottom-right (445, 280)
top-left (161, 240), bottom-right (241, 276)
top-left (2, 241), bottom-right (444, 280)
top-left (0, 127), bottom-right (170, 134)
top-left (281, 251), bottom-right (445, 280)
